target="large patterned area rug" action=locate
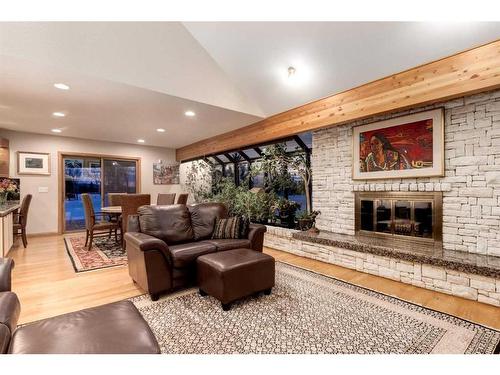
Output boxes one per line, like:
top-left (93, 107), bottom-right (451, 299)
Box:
top-left (64, 235), bottom-right (127, 272)
top-left (132, 262), bottom-right (500, 354)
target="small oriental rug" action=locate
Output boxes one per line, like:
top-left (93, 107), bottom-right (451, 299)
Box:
top-left (64, 235), bottom-right (127, 272)
top-left (132, 262), bottom-right (500, 354)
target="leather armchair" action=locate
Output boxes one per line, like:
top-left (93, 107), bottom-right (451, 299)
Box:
top-left (124, 203), bottom-right (267, 301)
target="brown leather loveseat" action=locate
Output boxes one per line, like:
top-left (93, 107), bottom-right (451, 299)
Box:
top-left (124, 203), bottom-right (267, 301)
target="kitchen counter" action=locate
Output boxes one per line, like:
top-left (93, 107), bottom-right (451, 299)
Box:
top-left (0, 201), bottom-right (20, 256)
top-left (0, 202), bottom-right (20, 217)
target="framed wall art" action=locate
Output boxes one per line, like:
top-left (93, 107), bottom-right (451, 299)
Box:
top-left (353, 108), bottom-right (444, 180)
top-left (17, 151), bottom-right (51, 175)
top-left (153, 161), bottom-right (180, 185)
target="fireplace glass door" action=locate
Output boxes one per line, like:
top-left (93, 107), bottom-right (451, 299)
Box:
top-left (376, 200), bottom-right (392, 234)
top-left (355, 192), bottom-right (442, 246)
top-left (414, 201), bottom-right (433, 238)
top-left (394, 200), bottom-right (412, 236)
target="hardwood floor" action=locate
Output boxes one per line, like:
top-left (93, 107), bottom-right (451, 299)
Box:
top-left (7, 234), bottom-right (500, 329)
top-left (9, 235), bottom-right (142, 324)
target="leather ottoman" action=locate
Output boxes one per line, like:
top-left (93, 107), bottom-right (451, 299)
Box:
top-left (197, 248), bottom-right (275, 311)
top-left (8, 300), bottom-right (160, 354)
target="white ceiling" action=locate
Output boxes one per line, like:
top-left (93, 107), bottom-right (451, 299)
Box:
top-left (0, 22), bottom-right (499, 149)
top-left (0, 55), bottom-right (261, 148)
top-left (185, 22), bottom-right (500, 115)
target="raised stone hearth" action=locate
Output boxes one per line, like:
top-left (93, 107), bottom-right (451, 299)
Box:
top-left (264, 226), bottom-right (500, 306)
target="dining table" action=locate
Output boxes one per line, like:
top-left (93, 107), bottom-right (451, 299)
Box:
top-left (101, 206), bottom-right (122, 214)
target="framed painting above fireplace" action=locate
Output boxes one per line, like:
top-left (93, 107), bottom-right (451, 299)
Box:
top-left (353, 108), bottom-right (444, 180)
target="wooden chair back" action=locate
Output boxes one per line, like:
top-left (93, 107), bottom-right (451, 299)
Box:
top-left (176, 193), bottom-right (189, 205)
top-left (18, 194), bottom-right (32, 227)
top-left (108, 193), bottom-right (127, 206)
top-left (157, 193), bottom-right (176, 205)
top-left (81, 193), bottom-right (96, 229)
top-left (121, 194), bottom-right (151, 232)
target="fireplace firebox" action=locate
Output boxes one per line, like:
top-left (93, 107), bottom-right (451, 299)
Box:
top-left (355, 191), bottom-right (442, 248)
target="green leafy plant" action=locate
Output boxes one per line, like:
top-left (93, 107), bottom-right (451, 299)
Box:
top-left (258, 143), bottom-right (312, 213)
top-left (296, 210), bottom-right (321, 231)
top-left (273, 197), bottom-right (301, 215)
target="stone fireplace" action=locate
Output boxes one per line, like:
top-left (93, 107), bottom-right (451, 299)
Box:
top-left (262, 89), bottom-right (500, 307)
top-left (354, 191), bottom-right (442, 250)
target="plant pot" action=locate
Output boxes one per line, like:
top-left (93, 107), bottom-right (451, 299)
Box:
top-left (298, 218), bottom-right (313, 231)
top-left (307, 225), bottom-right (320, 234)
top-left (280, 214), bottom-right (296, 229)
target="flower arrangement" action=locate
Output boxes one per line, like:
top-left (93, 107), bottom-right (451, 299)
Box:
top-left (0, 179), bottom-right (18, 204)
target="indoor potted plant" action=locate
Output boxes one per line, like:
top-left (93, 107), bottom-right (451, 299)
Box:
top-left (296, 210), bottom-right (321, 232)
top-left (274, 197), bottom-right (301, 228)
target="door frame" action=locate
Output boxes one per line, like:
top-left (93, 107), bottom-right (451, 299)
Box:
top-left (58, 152), bottom-right (141, 234)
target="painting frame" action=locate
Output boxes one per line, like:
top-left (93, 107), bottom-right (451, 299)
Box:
top-left (17, 151), bottom-right (51, 176)
top-left (153, 161), bottom-right (180, 185)
top-left (352, 108), bottom-right (444, 180)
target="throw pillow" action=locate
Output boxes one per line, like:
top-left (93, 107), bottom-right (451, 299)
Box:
top-left (212, 217), bottom-right (241, 239)
top-left (239, 216), bottom-right (250, 238)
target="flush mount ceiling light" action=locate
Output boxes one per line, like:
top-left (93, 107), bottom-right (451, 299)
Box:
top-left (281, 62), bottom-right (310, 87)
top-left (184, 110), bottom-right (196, 117)
top-left (51, 129), bottom-right (62, 133)
top-left (52, 112), bottom-right (66, 117)
top-left (137, 139), bottom-right (145, 143)
top-left (54, 83), bottom-right (70, 90)
top-left (156, 128), bottom-right (166, 133)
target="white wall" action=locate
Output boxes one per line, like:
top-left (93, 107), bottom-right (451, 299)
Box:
top-left (0, 129), bottom-right (182, 234)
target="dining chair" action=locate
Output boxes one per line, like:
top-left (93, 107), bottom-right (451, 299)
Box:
top-left (176, 193), bottom-right (189, 205)
top-left (108, 193), bottom-right (127, 207)
top-left (13, 194), bottom-right (32, 248)
top-left (82, 193), bottom-right (120, 250)
top-left (120, 194), bottom-right (151, 235)
top-left (157, 193), bottom-right (176, 205)
top-left (107, 192), bottom-right (127, 229)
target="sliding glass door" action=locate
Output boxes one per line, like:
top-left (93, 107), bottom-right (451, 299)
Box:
top-left (103, 159), bottom-right (137, 206)
top-left (64, 157), bottom-right (102, 231)
top-left (62, 155), bottom-right (139, 232)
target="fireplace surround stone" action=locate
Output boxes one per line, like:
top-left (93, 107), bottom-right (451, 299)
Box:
top-left (264, 226), bottom-right (500, 307)
top-left (312, 89), bottom-right (500, 256)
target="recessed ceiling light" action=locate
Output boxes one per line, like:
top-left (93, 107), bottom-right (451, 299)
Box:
top-left (137, 139), bottom-right (145, 143)
top-left (51, 129), bottom-right (62, 133)
top-left (52, 112), bottom-right (65, 117)
top-left (156, 128), bottom-right (166, 133)
top-left (184, 110), bottom-right (196, 117)
top-left (54, 83), bottom-right (70, 90)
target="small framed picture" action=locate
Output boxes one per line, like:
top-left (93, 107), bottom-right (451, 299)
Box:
top-left (17, 151), bottom-right (51, 175)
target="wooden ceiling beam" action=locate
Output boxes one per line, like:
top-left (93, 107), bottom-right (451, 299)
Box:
top-left (176, 40), bottom-right (500, 161)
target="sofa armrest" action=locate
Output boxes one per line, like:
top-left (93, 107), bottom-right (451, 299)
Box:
top-left (124, 232), bottom-right (172, 265)
top-left (0, 292), bottom-right (20, 334)
top-left (247, 224), bottom-right (267, 252)
top-left (127, 215), bottom-right (141, 232)
top-left (0, 258), bottom-right (14, 293)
